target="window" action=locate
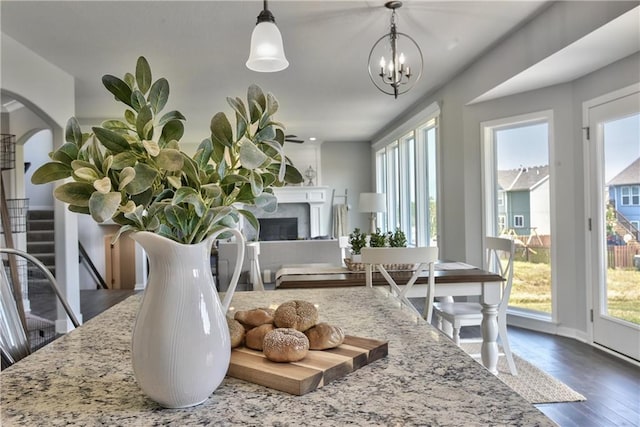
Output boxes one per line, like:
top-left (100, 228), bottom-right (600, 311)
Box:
top-left (513, 215), bottom-right (524, 228)
top-left (631, 220), bottom-right (640, 231)
top-left (374, 108), bottom-right (439, 247)
top-left (482, 110), bottom-right (554, 317)
top-left (621, 187), bottom-right (630, 205)
top-left (621, 185), bottom-right (640, 205)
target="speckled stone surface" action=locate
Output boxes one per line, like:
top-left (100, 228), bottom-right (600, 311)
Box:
top-left (1, 288), bottom-right (555, 426)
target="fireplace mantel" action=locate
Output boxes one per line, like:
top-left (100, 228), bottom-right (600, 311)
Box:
top-left (272, 186), bottom-right (331, 237)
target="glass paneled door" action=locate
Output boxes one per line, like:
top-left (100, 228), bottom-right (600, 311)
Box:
top-left (586, 85), bottom-right (640, 361)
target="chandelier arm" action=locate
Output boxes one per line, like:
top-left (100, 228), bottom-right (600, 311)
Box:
top-left (367, 31), bottom-right (423, 97)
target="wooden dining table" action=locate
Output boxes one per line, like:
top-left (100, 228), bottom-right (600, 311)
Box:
top-left (275, 262), bottom-right (506, 374)
top-left (0, 287), bottom-right (552, 426)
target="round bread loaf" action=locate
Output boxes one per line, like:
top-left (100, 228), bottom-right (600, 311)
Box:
top-left (304, 323), bottom-right (345, 350)
top-left (273, 300), bottom-right (318, 332)
top-left (263, 328), bottom-right (309, 362)
top-left (234, 307), bottom-right (275, 328)
top-left (227, 317), bottom-right (245, 348)
top-left (245, 323), bottom-right (275, 351)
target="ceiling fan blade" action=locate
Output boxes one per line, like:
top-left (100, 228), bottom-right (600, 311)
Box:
top-left (285, 134), bottom-right (304, 143)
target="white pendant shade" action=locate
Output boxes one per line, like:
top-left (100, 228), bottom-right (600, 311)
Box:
top-left (246, 21), bottom-right (289, 72)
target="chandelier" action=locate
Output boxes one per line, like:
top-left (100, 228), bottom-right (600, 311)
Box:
top-left (368, 1), bottom-right (423, 98)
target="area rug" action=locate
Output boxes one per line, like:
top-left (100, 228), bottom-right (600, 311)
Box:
top-left (460, 342), bottom-right (586, 404)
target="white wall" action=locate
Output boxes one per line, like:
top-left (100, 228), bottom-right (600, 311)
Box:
top-left (321, 141), bottom-right (372, 233)
top-left (23, 130), bottom-right (54, 210)
top-left (1, 33), bottom-right (81, 328)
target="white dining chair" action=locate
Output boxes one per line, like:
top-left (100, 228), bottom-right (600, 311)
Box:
top-left (432, 236), bottom-right (518, 375)
top-left (361, 246), bottom-right (438, 321)
top-left (0, 248), bottom-right (80, 368)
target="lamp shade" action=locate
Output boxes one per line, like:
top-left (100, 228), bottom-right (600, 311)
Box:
top-left (359, 192), bottom-right (386, 213)
top-left (246, 21), bottom-right (289, 72)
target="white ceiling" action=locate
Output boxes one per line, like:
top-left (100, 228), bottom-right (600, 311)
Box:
top-left (2, 0), bottom-right (606, 145)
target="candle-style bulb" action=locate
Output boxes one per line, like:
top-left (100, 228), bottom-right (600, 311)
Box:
top-left (399, 53), bottom-right (406, 64)
top-left (379, 57), bottom-right (386, 68)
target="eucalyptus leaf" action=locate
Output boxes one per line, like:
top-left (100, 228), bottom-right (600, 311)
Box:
top-left (274, 128), bottom-right (286, 145)
top-left (102, 119), bottom-right (131, 132)
top-left (193, 138), bottom-right (213, 169)
top-left (220, 174), bottom-right (249, 186)
top-left (143, 139), bottom-right (160, 157)
top-left (247, 84), bottom-right (266, 124)
top-left (201, 184), bottom-right (222, 198)
top-left (102, 75), bottom-right (133, 107)
top-left (131, 90), bottom-right (147, 113)
top-left (266, 93), bottom-right (279, 116)
top-left (111, 152), bottom-right (138, 170)
top-left (239, 139), bottom-right (269, 169)
top-left (93, 127), bottom-right (130, 153)
top-left (180, 153), bottom-right (200, 186)
top-left (226, 97), bottom-right (248, 122)
top-left (93, 177), bottom-right (112, 193)
top-left (210, 112), bottom-right (233, 147)
top-left (210, 137), bottom-right (225, 164)
top-left (31, 162), bottom-right (72, 184)
top-left (158, 110), bottom-right (185, 126)
top-left (250, 170), bottom-right (264, 196)
top-left (52, 142), bottom-right (79, 166)
top-left (255, 192), bottom-right (278, 213)
top-left (131, 187), bottom-right (153, 207)
top-left (136, 56), bottom-right (152, 94)
top-left (256, 125), bottom-right (276, 142)
top-left (118, 167), bottom-right (136, 190)
top-left (65, 117), bottom-right (83, 146)
top-left (159, 120), bottom-right (184, 147)
top-left (165, 140), bottom-right (180, 150)
top-left (172, 187), bottom-right (206, 217)
top-left (89, 191), bottom-right (122, 222)
top-left (238, 209), bottom-right (259, 234)
top-left (124, 73), bottom-right (135, 89)
top-left (148, 78), bottom-right (169, 114)
top-left (73, 167), bottom-right (100, 182)
top-left (156, 149), bottom-right (183, 171)
top-left (124, 162), bottom-right (158, 195)
top-left (125, 109), bottom-right (136, 125)
top-left (167, 175), bottom-right (182, 189)
top-left (54, 182), bottom-right (95, 207)
top-left (68, 205), bottom-right (90, 215)
top-left (136, 104), bottom-right (154, 140)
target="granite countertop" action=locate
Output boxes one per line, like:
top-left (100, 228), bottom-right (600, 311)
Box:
top-left (1, 287), bottom-right (554, 426)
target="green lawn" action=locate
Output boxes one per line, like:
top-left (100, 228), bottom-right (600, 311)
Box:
top-left (510, 261), bottom-right (640, 324)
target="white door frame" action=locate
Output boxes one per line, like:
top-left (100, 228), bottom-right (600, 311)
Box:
top-left (583, 82), bottom-right (640, 362)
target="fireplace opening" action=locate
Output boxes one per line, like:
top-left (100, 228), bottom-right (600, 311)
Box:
top-left (259, 217), bottom-right (298, 241)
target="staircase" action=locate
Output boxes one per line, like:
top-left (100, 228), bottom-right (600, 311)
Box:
top-left (26, 210), bottom-right (55, 276)
top-left (25, 210), bottom-right (57, 311)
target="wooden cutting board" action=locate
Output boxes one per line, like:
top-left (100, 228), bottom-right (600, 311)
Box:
top-left (227, 335), bottom-right (388, 395)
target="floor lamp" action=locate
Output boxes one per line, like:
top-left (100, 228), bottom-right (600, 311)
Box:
top-left (359, 192), bottom-right (386, 234)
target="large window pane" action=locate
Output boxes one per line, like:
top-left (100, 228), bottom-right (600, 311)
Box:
top-left (495, 121), bottom-right (552, 314)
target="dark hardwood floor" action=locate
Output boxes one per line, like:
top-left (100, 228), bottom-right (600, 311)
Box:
top-left (28, 290), bottom-right (640, 426)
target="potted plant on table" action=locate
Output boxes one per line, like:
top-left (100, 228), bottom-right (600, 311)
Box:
top-left (31, 56), bottom-right (302, 409)
top-left (348, 227), bottom-right (367, 264)
top-left (369, 228), bottom-right (387, 248)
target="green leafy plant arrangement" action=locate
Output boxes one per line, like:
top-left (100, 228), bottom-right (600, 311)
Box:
top-left (388, 228), bottom-right (407, 247)
top-left (31, 56), bottom-right (302, 244)
top-left (369, 228), bottom-right (387, 247)
top-left (348, 228), bottom-right (367, 255)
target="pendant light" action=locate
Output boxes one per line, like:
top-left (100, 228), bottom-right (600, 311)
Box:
top-left (368, 1), bottom-right (423, 98)
top-left (246, 0), bottom-right (289, 72)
